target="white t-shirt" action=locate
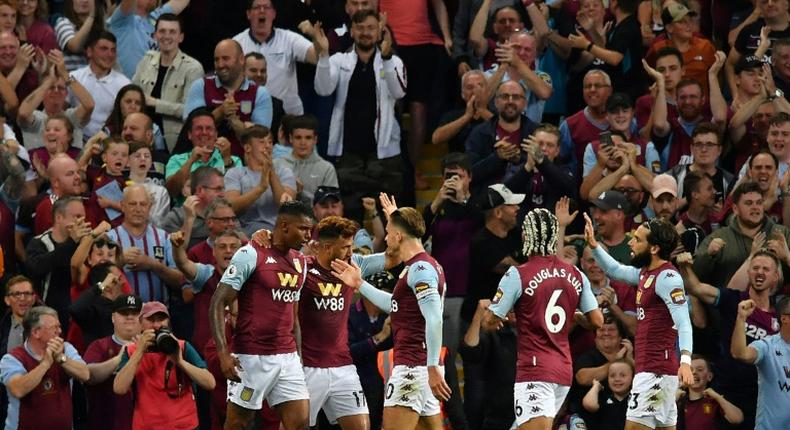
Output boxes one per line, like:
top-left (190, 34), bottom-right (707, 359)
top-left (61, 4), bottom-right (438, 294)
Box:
top-left (70, 66), bottom-right (131, 138)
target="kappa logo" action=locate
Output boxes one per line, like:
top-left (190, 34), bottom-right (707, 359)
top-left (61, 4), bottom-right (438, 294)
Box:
top-left (265, 257), bottom-right (277, 264)
top-left (416, 265), bottom-right (427, 271)
top-left (309, 268), bottom-right (321, 275)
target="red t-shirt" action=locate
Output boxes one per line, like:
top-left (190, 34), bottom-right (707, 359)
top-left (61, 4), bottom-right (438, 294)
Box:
top-left (85, 166), bottom-right (127, 228)
top-left (378, 0), bottom-right (443, 46)
top-left (682, 396), bottom-right (722, 430)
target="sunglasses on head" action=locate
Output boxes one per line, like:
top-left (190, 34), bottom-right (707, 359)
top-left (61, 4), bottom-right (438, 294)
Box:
top-left (94, 239), bottom-right (118, 250)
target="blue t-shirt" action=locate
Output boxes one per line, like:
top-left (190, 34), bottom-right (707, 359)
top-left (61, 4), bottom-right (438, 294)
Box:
top-left (108, 4), bottom-right (173, 78)
top-left (751, 333), bottom-right (790, 429)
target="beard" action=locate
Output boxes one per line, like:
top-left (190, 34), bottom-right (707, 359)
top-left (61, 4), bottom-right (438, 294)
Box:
top-left (500, 107), bottom-right (520, 123)
top-left (631, 248), bottom-right (652, 268)
top-left (739, 214), bottom-right (765, 229)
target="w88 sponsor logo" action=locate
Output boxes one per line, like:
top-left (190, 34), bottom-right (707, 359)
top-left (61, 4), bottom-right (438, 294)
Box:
top-left (314, 297), bottom-right (345, 311)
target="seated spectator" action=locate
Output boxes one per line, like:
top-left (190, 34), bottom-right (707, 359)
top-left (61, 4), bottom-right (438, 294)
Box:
top-left (225, 125), bottom-right (296, 236)
top-left (132, 13), bottom-right (204, 151)
top-left (581, 358), bottom-right (633, 430)
top-left (505, 123), bottom-right (577, 211)
top-left (107, 185), bottom-right (183, 302)
top-left (25, 196), bottom-right (88, 329)
top-left (485, 31), bottom-right (553, 123)
top-left (273, 114), bottom-right (338, 205)
top-left (0, 31), bottom-right (40, 101)
top-left (68, 261), bottom-right (126, 346)
top-left (677, 355), bottom-right (744, 429)
top-left (28, 115), bottom-right (81, 188)
top-left (17, 50), bottom-right (94, 150)
top-left (53, 0), bottom-right (106, 72)
top-left (184, 38), bottom-right (273, 157)
top-left (108, 0), bottom-right (191, 78)
top-left (466, 80), bottom-right (538, 190)
top-left (668, 122), bottom-right (734, 202)
top-left (16, 0), bottom-right (56, 53)
top-left (0, 305), bottom-right (89, 430)
top-left (432, 70), bottom-right (493, 153)
top-left (645, 2), bottom-right (715, 94)
top-left (126, 140), bottom-right (170, 225)
top-left (161, 166), bottom-right (226, 248)
top-left (71, 31), bottom-right (131, 139)
top-left (103, 84), bottom-right (166, 153)
top-left (113, 301), bottom-right (215, 429)
top-left (82, 293), bottom-right (142, 430)
top-left (187, 197), bottom-right (238, 266)
top-left (165, 108), bottom-right (237, 198)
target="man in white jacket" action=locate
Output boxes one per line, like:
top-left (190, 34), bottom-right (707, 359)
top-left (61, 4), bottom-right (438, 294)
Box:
top-left (313, 10), bottom-right (407, 221)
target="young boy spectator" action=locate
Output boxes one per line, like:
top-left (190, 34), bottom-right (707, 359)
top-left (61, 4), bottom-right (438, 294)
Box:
top-left (582, 358), bottom-right (634, 430)
top-left (126, 141), bottom-right (169, 225)
top-left (81, 137), bottom-right (129, 228)
top-left (273, 115), bottom-right (338, 206)
top-left (678, 355), bottom-right (744, 429)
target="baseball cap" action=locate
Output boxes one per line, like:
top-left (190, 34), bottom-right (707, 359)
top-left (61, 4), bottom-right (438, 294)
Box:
top-left (313, 186), bottom-right (342, 205)
top-left (140, 301), bottom-right (169, 319)
top-left (113, 294), bottom-right (143, 313)
top-left (591, 190), bottom-right (628, 212)
top-left (735, 55), bottom-right (764, 74)
top-left (353, 229), bottom-right (374, 251)
top-left (651, 174), bottom-right (678, 198)
top-left (605, 93), bottom-right (633, 113)
top-left (661, 1), bottom-right (698, 26)
top-left (481, 184), bottom-right (525, 210)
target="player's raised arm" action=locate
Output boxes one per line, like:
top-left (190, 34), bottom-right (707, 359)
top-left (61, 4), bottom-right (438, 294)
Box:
top-left (332, 258), bottom-right (393, 313)
top-left (579, 271), bottom-right (604, 329)
top-left (731, 299), bottom-right (760, 364)
top-left (656, 269), bottom-right (694, 386)
top-left (484, 267), bottom-right (523, 330)
top-left (209, 244), bottom-right (258, 381)
top-left (583, 213), bottom-right (640, 285)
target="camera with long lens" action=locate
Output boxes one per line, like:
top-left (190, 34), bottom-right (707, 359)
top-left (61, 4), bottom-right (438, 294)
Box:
top-left (152, 328), bottom-right (179, 355)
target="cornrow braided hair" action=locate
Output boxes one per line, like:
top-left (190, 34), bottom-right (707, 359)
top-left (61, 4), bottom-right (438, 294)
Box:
top-left (522, 208), bottom-right (559, 257)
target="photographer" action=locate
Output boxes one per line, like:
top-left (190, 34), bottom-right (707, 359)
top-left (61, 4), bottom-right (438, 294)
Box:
top-left (113, 301), bottom-right (215, 430)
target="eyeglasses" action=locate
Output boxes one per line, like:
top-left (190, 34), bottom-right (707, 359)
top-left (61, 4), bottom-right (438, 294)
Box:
top-left (614, 187), bottom-right (642, 196)
top-left (6, 291), bottom-right (34, 299)
top-left (497, 93), bottom-right (526, 101)
top-left (691, 142), bottom-right (720, 149)
top-left (94, 239), bottom-right (118, 250)
top-left (584, 83), bottom-right (611, 90)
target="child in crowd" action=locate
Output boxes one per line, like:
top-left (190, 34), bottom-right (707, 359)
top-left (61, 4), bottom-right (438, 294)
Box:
top-left (126, 140), bottom-right (170, 224)
top-left (677, 355), bottom-right (744, 429)
top-left (582, 358), bottom-right (634, 430)
top-left (272, 113), bottom-right (295, 160)
top-left (81, 136), bottom-right (129, 227)
top-left (274, 114), bottom-right (338, 205)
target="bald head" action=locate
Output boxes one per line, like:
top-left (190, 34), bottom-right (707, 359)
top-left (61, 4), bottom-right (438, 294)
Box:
top-left (214, 39), bottom-right (245, 85)
top-left (48, 155), bottom-right (81, 197)
top-left (123, 112), bottom-right (154, 143)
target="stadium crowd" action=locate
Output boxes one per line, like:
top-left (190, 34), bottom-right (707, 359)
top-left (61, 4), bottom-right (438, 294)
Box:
top-left (0, 0), bottom-right (788, 429)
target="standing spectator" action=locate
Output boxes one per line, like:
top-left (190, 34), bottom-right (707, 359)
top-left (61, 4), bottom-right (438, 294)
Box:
top-left (676, 171), bottom-right (719, 250)
top-left (82, 293), bottom-right (141, 430)
top-left (225, 125), bottom-right (296, 236)
top-left (568, 0), bottom-right (646, 102)
top-left (645, 1), bottom-right (715, 94)
top-left (71, 31), bottom-right (131, 139)
top-left (108, 0), bottom-right (191, 78)
top-left (126, 140), bottom-right (170, 225)
top-left (379, 0), bottom-right (452, 188)
top-left (558, 69), bottom-right (614, 176)
top-left (486, 31), bottom-right (553, 124)
top-left (17, 50), bottom-right (94, 150)
top-left (233, 0), bottom-right (318, 115)
top-left (243, 52), bottom-right (284, 138)
top-left (0, 31), bottom-right (42, 102)
top-left (25, 196), bottom-right (88, 329)
top-left (645, 173), bottom-right (678, 222)
top-left (432, 70), bottom-right (493, 153)
top-left (107, 185), bottom-right (183, 302)
top-left (186, 197), bottom-right (237, 266)
top-left (54, 0), bottom-right (106, 72)
top-left (273, 114), bottom-right (338, 205)
top-left (636, 47), bottom-right (683, 136)
top-left (15, 0), bottom-right (56, 53)
top-left (132, 13), bottom-right (203, 152)
top-left (725, 0), bottom-right (790, 98)
top-left (731, 296), bottom-right (790, 430)
top-left (467, 0), bottom-right (524, 71)
top-left (423, 152), bottom-right (480, 357)
top-left (678, 355), bottom-right (744, 429)
top-left (0, 305), bottom-right (89, 430)
top-left (466, 80), bottom-right (538, 190)
top-left (590, 190), bottom-right (632, 264)
top-left (313, 11), bottom-right (406, 219)
top-left (326, 0), bottom-right (375, 55)
top-left (165, 109), bottom-right (236, 197)
top-left (68, 262), bottom-right (127, 347)
top-left (161, 167), bottom-right (226, 248)
top-left (183, 39), bottom-right (273, 157)
top-left (772, 39), bottom-right (790, 95)
top-left (113, 301), bottom-right (215, 429)
top-left (0, 276), bottom-right (35, 426)
top-left (668, 122), bottom-right (734, 203)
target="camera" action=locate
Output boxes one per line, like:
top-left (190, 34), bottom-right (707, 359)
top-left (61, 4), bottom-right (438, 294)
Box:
top-left (153, 328), bottom-right (179, 355)
top-left (444, 172), bottom-right (459, 199)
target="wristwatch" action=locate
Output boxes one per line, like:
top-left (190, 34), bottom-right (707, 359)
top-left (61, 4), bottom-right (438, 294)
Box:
top-left (769, 89), bottom-right (784, 101)
top-left (57, 354), bottom-right (66, 364)
top-left (65, 75), bottom-right (76, 87)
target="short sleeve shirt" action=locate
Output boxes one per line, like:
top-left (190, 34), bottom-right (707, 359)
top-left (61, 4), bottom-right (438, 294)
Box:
top-left (223, 165), bottom-right (296, 236)
top-left (108, 4), bottom-right (173, 77)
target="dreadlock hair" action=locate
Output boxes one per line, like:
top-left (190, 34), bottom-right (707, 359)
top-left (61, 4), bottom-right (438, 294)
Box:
top-left (521, 208), bottom-right (559, 257)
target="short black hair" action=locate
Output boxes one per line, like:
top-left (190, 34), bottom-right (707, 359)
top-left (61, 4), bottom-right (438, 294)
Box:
top-left (691, 122), bottom-right (721, 143)
top-left (245, 52), bottom-right (265, 62)
top-left (87, 30), bottom-right (116, 48)
top-left (732, 180), bottom-right (763, 205)
top-left (748, 150), bottom-right (779, 170)
top-left (682, 171), bottom-right (712, 200)
top-left (643, 218), bottom-right (679, 260)
top-left (654, 46), bottom-right (684, 66)
top-left (614, 0), bottom-right (640, 14)
top-left (441, 152), bottom-right (471, 174)
top-left (351, 9), bottom-right (378, 24)
top-left (278, 200), bottom-right (314, 220)
top-left (288, 114), bottom-right (318, 135)
top-left (155, 12), bottom-right (182, 32)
